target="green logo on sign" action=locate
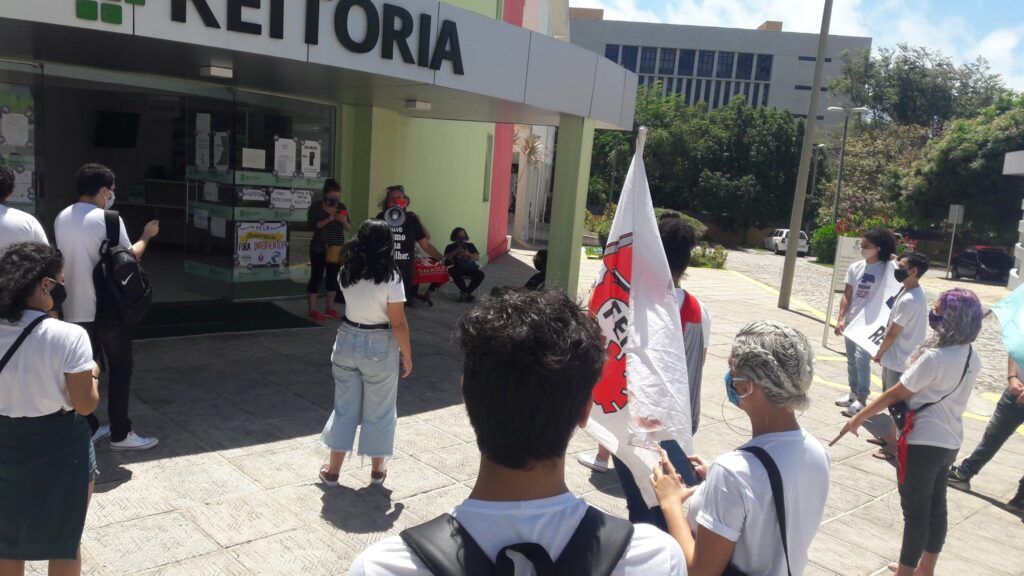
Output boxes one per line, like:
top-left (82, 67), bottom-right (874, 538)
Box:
top-left (76, 0), bottom-right (145, 25)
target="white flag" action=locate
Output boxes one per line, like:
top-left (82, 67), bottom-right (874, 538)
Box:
top-left (845, 261), bottom-right (900, 356)
top-left (585, 128), bottom-right (692, 508)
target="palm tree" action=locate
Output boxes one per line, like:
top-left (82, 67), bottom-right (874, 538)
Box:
top-left (512, 127), bottom-right (545, 242)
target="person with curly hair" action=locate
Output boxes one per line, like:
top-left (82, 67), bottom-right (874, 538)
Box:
top-left (837, 288), bottom-right (984, 576)
top-left (0, 242), bottom-right (99, 576)
top-left (652, 321), bottom-right (829, 576)
top-left (318, 220), bottom-right (412, 488)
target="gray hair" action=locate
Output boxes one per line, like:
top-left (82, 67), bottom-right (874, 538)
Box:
top-left (731, 321), bottom-right (815, 411)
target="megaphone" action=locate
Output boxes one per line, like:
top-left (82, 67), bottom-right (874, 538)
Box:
top-left (384, 205), bottom-right (406, 228)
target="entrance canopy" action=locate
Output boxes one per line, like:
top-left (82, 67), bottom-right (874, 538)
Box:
top-left (0, 0), bottom-right (636, 129)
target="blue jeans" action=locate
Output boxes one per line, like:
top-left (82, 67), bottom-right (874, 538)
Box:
top-left (958, 388), bottom-right (1024, 486)
top-left (321, 324), bottom-right (400, 457)
top-left (612, 440), bottom-right (697, 531)
top-left (845, 336), bottom-right (871, 400)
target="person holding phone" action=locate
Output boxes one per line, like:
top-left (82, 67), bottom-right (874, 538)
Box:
top-left (306, 179), bottom-right (351, 322)
top-left (652, 321), bottom-right (829, 576)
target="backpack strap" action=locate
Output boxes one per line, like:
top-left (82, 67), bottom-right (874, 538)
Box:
top-left (554, 506), bottom-right (634, 576)
top-left (738, 447), bottom-right (792, 576)
top-left (103, 210), bottom-right (120, 252)
top-left (0, 315), bottom-right (48, 374)
top-left (399, 514), bottom-right (492, 576)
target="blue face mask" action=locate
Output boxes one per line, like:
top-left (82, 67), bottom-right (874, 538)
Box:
top-left (725, 373), bottom-right (752, 407)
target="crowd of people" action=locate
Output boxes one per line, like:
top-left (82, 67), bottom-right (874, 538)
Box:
top-left (0, 161), bottom-right (1022, 576)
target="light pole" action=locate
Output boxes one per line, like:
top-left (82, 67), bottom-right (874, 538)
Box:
top-left (827, 105), bottom-right (868, 225)
top-left (809, 143), bottom-right (826, 199)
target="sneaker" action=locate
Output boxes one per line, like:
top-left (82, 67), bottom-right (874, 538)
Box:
top-left (308, 310), bottom-right (327, 322)
top-left (577, 451), bottom-right (611, 473)
top-left (91, 425), bottom-right (111, 443)
top-left (371, 470), bottom-right (387, 486)
top-left (458, 292), bottom-right (477, 303)
top-left (841, 400), bottom-right (864, 417)
top-left (947, 466), bottom-right (972, 492)
top-left (1007, 488), bottom-right (1024, 513)
top-left (110, 432), bottom-right (159, 452)
top-left (835, 393), bottom-right (856, 407)
top-left (319, 466), bottom-right (340, 487)
top-left (323, 308), bottom-right (342, 321)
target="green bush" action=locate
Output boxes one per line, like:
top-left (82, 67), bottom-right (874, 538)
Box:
top-left (811, 225), bottom-right (839, 264)
top-left (587, 176), bottom-right (610, 206)
top-left (691, 243), bottom-right (728, 269)
top-left (587, 204), bottom-right (709, 248)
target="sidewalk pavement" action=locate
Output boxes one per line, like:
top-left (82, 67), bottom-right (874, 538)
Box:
top-left (29, 250), bottom-right (1024, 576)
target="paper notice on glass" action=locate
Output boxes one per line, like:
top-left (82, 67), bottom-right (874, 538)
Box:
top-left (211, 217), bottom-right (227, 239)
top-left (291, 190), bottom-right (312, 210)
top-left (241, 188), bottom-right (266, 203)
top-left (202, 182), bottom-right (219, 202)
top-left (195, 133), bottom-right (211, 170)
top-left (274, 137), bottom-right (296, 176)
top-left (242, 147), bottom-right (265, 170)
top-left (0, 113), bottom-right (29, 147)
top-left (194, 209), bottom-right (210, 230)
top-left (269, 188), bottom-right (293, 209)
top-left (300, 141), bottom-right (321, 177)
top-left (213, 132), bottom-right (230, 172)
top-left (196, 113), bottom-right (211, 135)
top-left (11, 169), bottom-right (33, 203)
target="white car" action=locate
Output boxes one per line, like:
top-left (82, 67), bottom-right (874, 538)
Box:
top-left (763, 229), bottom-right (809, 256)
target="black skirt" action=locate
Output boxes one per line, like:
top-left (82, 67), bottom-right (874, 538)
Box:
top-left (0, 411), bottom-right (92, 560)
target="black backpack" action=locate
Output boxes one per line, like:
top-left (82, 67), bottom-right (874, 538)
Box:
top-left (399, 506), bottom-right (634, 576)
top-left (93, 210), bottom-right (152, 327)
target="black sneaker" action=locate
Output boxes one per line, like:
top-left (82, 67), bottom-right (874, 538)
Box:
top-left (947, 465), bottom-right (972, 492)
top-left (1007, 488), bottom-right (1024, 514)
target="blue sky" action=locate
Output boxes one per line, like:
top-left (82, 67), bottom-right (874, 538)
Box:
top-left (569, 0), bottom-right (1024, 89)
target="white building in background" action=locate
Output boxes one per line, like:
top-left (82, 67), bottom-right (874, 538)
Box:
top-left (1005, 151), bottom-right (1024, 289)
top-left (569, 10), bottom-right (872, 124)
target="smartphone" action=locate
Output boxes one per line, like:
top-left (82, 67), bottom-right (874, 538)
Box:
top-left (660, 440), bottom-right (703, 486)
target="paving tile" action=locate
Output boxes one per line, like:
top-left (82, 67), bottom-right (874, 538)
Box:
top-left (342, 456), bottom-right (456, 501)
top-left (144, 459), bottom-right (262, 508)
top-left (87, 476), bottom-right (174, 529)
top-left (807, 532), bottom-right (889, 576)
top-left (228, 444), bottom-right (329, 490)
top-left (401, 483), bottom-right (473, 522)
top-left (228, 524), bottom-right (356, 576)
top-left (182, 491), bottom-right (306, 547)
top-left (133, 551), bottom-right (252, 576)
top-left (237, 392), bottom-right (327, 421)
top-left (83, 512), bottom-right (219, 574)
top-left (192, 416), bottom-right (299, 459)
top-left (413, 442), bottom-right (481, 482)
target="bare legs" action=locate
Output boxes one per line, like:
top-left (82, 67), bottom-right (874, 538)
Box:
top-left (323, 452), bottom-right (387, 480)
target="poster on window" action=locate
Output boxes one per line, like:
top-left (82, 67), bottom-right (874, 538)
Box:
top-left (235, 221), bottom-right (288, 269)
top-left (195, 132), bottom-right (210, 170)
top-left (274, 137), bottom-right (296, 176)
top-left (213, 132), bottom-right (230, 172)
top-left (10, 166), bottom-right (33, 204)
top-left (300, 141), bottom-right (321, 178)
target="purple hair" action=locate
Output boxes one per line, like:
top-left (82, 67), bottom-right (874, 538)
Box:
top-left (933, 288), bottom-right (984, 348)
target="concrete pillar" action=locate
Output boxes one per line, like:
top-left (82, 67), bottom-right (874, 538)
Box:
top-left (338, 105), bottom-right (401, 224)
top-left (546, 115), bottom-right (594, 299)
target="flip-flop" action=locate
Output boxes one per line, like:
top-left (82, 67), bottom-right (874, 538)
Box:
top-left (872, 449), bottom-right (896, 461)
top-left (867, 438), bottom-right (888, 447)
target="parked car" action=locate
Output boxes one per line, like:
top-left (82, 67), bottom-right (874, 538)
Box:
top-left (763, 229), bottom-right (809, 256)
top-left (951, 246), bottom-right (1013, 281)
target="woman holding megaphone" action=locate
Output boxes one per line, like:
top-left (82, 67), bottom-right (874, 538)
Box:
top-left (376, 186), bottom-right (443, 306)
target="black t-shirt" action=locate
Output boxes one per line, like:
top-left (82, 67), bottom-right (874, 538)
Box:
top-left (444, 241), bottom-right (479, 270)
top-left (376, 211), bottom-right (426, 269)
top-left (309, 202), bottom-right (348, 247)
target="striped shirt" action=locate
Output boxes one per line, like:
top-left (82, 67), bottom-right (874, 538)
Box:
top-left (308, 202), bottom-right (347, 247)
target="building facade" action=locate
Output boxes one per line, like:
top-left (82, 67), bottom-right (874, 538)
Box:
top-left (569, 13), bottom-right (871, 124)
top-left (1005, 150), bottom-right (1024, 289)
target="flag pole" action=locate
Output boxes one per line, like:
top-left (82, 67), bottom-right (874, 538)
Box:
top-left (779, 0), bottom-right (832, 309)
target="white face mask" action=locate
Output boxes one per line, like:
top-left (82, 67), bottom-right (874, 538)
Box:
top-left (861, 247), bottom-right (878, 260)
top-left (104, 190), bottom-right (116, 210)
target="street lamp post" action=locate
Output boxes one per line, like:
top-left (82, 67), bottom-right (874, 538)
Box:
top-left (809, 143), bottom-right (826, 199)
top-left (827, 105), bottom-right (868, 225)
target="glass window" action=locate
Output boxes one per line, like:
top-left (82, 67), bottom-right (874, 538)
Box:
top-left (697, 50), bottom-right (715, 77)
top-left (659, 49), bottom-right (677, 75)
top-left (621, 46), bottom-right (638, 72)
top-left (712, 81), bottom-right (722, 108)
top-left (677, 50), bottom-right (695, 76)
top-left (736, 53), bottom-right (754, 80)
top-left (637, 75), bottom-right (644, 86)
top-left (674, 80), bottom-right (683, 94)
top-left (743, 82), bottom-right (751, 99)
top-left (761, 84), bottom-right (770, 106)
top-left (664, 78), bottom-right (673, 94)
top-left (755, 54), bottom-right (773, 81)
top-left (640, 47), bottom-right (658, 74)
top-left (703, 79), bottom-right (712, 103)
top-left (605, 44), bottom-right (620, 63)
top-left (647, 76), bottom-right (655, 87)
top-left (751, 83), bottom-right (761, 107)
top-left (716, 52), bottom-right (734, 79)
top-left (693, 79), bottom-right (703, 103)
top-left (684, 78), bottom-right (693, 104)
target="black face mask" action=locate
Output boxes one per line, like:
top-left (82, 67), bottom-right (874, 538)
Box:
top-left (894, 268), bottom-right (909, 283)
top-left (47, 279), bottom-right (67, 310)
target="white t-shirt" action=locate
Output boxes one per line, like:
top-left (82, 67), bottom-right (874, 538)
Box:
top-left (0, 311), bottom-right (95, 418)
top-left (685, 428), bottom-right (830, 576)
top-left (340, 272), bottom-right (406, 325)
top-left (349, 493), bottom-right (685, 576)
top-left (0, 204), bottom-right (48, 254)
top-left (53, 202), bottom-right (131, 323)
top-left (881, 286), bottom-right (928, 372)
top-left (843, 259), bottom-right (892, 323)
top-left (901, 345), bottom-right (981, 449)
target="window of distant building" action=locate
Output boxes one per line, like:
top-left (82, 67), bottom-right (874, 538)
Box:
top-left (659, 48), bottom-right (677, 75)
top-left (697, 50), bottom-right (716, 77)
top-left (621, 46), bottom-right (638, 71)
top-left (736, 53), bottom-right (754, 80)
top-left (684, 78), bottom-right (694, 104)
top-left (712, 81), bottom-right (722, 108)
top-left (761, 84), bottom-right (771, 106)
top-left (716, 52), bottom-right (734, 79)
top-left (755, 54), bottom-right (773, 81)
top-left (605, 44), bottom-right (620, 63)
top-left (640, 47), bottom-right (658, 73)
top-left (703, 79), bottom-right (712, 103)
top-left (677, 49), bottom-right (695, 76)
top-left (751, 83), bottom-right (761, 107)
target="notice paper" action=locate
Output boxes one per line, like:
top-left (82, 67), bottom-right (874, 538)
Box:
top-left (202, 182), bottom-right (219, 202)
top-left (213, 132), bottom-right (230, 172)
top-left (291, 190), bottom-right (312, 210)
top-left (195, 133), bottom-right (210, 170)
top-left (0, 113), bottom-right (29, 147)
top-left (211, 216), bottom-right (227, 239)
top-left (194, 209), bottom-right (209, 230)
top-left (274, 137), bottom-right (296, 176)
top-left (301, 141), bottom-right (321, 177)
top-left (242, 147), bottom-right (266, 170)
top-left (196, 113), bottom-right (211, 135)
top-left (241, 188), bottom-right (266, 203)
top-left (269, 189), bottom-right (293, 209)
top-left (11, 168), bottom-right (33, 203)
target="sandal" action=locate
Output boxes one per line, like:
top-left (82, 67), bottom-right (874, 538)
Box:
top-left (872, 449), bottom-right (896, 461)
top-left (319, 465), bottom-right (339, 487)
top-left (867, 438), bottom-right (888, 447)
top-left (371, 470), bottom-right (388, 486)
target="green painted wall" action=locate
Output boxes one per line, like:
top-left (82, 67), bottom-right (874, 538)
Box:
top-left (442, 0), bottom-right (501, 17)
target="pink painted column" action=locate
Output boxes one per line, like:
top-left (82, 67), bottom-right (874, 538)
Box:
top-left (485, 0), bottom-right (526, 261)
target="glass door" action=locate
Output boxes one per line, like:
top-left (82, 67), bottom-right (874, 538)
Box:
top-left (0, 61), bottom-right (43, 221)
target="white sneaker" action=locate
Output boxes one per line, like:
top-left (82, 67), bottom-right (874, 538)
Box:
top-left (835, 393), bottom-right (855, 408)
top-left (842, 400), bottom-right (864, 417)
top-left (91, 425), bottom-right (111, 443)
top-left (110, 432), bottom-right (159, 452)
top-left (577, 451), bottom-right (611, 473)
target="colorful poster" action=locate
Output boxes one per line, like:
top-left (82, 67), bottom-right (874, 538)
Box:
top-left (300, 141), bottom-right (321, 177)
top-left (195, 133), bottom-right (210, 170)
top-left (274, 137), bottom-right (296, 176)
top-left (236, 221), bottom-right (288, 268)
top-left (269, 189), bottom-right (294, 209)
top-left (242, 147), bottom-right (265, 170)
top-left (213, 132), bottom-right (230, 172)
top-left (0, 112), bottom-right (29, 147)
